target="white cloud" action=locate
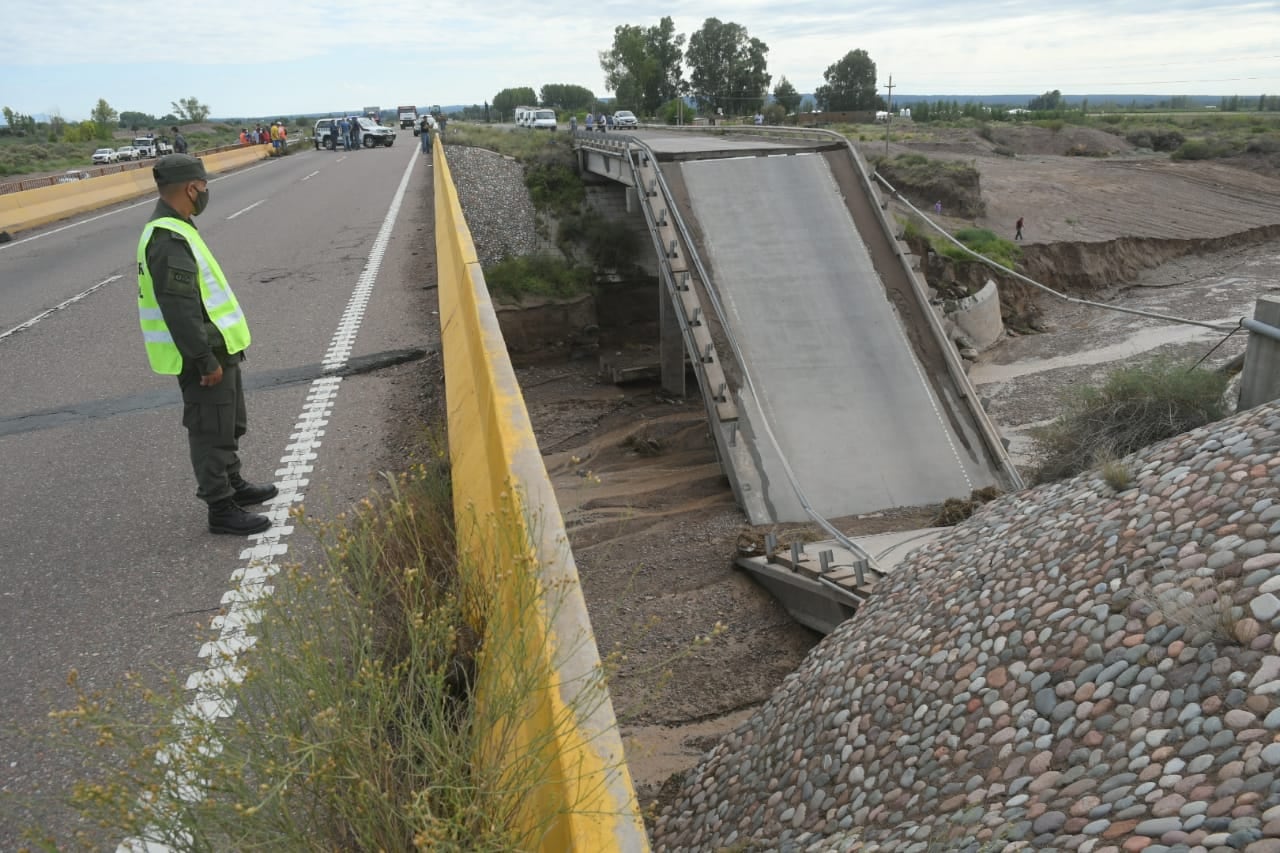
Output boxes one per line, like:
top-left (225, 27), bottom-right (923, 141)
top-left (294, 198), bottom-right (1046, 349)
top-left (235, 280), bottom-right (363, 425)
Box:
top-left (3, 0), bottom-right (1278, 116)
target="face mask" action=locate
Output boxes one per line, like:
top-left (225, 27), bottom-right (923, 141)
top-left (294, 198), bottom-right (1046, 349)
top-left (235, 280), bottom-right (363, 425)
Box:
top-left (191, 186), bottom-right (209, 217)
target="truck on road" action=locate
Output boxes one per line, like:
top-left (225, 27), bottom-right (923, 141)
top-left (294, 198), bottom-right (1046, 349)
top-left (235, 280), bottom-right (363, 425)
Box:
top-left (398, 105), bottom-right (418, 129)
top-left (132, 136), bottom-right (173, 158)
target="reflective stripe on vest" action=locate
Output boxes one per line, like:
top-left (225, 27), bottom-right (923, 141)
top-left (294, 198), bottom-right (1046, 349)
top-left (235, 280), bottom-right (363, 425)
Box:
top-left (136, 217), bottom-right (251, 375)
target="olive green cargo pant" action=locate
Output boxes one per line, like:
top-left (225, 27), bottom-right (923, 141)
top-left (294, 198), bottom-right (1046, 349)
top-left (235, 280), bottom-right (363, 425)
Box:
top-left (177, 358), bottom-right (247, 505)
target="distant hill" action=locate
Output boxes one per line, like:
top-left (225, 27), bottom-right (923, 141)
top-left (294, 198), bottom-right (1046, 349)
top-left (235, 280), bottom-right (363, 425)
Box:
top-left (890, 93), bottom-right (1225, 108)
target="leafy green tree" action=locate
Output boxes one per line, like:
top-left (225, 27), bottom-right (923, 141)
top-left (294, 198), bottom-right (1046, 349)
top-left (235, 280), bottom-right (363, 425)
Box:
top-left (91, 99), bottom-right (118, 140)
top-left (685, 18), bottom-right (771, 115)
top-left (1, 106), bottom-right (14, 128)
top-left (539, 84), bottom-right (596, 112)
top-left (63, 120), bottom-right (97, 143)
top-left (600, 25), bottom-right (652, 113)
top-left (773, 76), bottom-right (801, 115)
top-left (119, 110), bottom-right (157, 131)
top-left (645, 16), bottom-right (686, 107)
top-left (1027, 90), bottom-right (1063, 111)
top-left (814, 50), bottom-right (881, 112)
top-left (493, 87), bottom-right (537, 121)
top-left (599, 16), bottom-right (685, 115)
top-left (171, 96), bottom-right (210, 122)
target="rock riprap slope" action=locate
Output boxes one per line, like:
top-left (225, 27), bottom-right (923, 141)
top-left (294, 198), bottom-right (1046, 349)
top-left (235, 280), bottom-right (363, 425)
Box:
top-left (653, 402), bottom-right (1280, 852)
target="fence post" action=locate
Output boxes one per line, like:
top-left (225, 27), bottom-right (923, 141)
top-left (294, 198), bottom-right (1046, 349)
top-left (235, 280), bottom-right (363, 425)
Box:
top-left (1239, 295), bottom-right (1280, 410)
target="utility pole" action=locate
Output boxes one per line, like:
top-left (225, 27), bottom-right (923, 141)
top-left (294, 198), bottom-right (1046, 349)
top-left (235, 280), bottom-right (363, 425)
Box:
top-left (884, 74), bottom-right (895, 158)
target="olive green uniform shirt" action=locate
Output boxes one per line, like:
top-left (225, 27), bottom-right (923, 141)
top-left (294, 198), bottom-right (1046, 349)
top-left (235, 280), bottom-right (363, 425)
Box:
top-left (143, 199), bottom-right (239, 376)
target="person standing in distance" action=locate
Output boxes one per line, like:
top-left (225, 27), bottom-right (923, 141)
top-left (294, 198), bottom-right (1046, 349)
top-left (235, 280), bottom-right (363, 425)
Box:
top-left (419, 113), bottom-right (432, 154)
top-left (171, 125), bottom-right (188, 154)
top-left (136, 154), bottom-right (277, 535)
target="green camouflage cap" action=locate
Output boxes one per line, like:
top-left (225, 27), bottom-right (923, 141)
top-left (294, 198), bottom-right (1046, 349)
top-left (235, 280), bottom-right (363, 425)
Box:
top-left (152, 153), bottom-right (207, 186)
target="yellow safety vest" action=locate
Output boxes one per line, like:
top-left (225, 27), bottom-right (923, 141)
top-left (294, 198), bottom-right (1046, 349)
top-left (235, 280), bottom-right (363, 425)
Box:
top-left (136, 217), bottom-right (251, 375)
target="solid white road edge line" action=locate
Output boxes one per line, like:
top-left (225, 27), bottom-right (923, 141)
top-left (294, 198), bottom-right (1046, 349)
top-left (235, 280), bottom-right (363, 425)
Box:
top-left (0, 274), bottom-right (123, 341)
top-left (117, 142), bottom-right (420, 853)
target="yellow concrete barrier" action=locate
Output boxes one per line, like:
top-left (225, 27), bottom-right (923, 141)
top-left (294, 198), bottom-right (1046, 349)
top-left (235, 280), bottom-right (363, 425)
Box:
top-left (434, 137), bottom-right (648, 852)
top-left (0, 145), bottom-right (271, 235)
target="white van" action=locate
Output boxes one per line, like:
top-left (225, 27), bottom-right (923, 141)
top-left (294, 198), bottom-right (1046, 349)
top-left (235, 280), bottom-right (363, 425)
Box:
top-left (514, 106), bottom-right (533, 127)
top-left (531, 109), bottom-right (557, 131)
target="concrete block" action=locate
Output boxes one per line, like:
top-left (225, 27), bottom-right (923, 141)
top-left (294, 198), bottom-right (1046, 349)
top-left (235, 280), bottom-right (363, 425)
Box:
top-left (1240, 296), bottom-right (1280, 410)
top-left (940, 278), bottom-right (1004, 351)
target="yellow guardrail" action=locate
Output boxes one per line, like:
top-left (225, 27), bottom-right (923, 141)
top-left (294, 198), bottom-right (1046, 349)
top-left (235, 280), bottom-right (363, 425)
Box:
top-left (433, 136), bottom-right (649, 852)
top-left (0, 145), bottom-right (271, 235)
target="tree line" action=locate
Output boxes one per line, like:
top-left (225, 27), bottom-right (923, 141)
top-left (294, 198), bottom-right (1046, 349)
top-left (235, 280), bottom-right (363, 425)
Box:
top-left (1, 96), bottom-right (211, 142)
top-left (492, 17), bottom-right (886, 120)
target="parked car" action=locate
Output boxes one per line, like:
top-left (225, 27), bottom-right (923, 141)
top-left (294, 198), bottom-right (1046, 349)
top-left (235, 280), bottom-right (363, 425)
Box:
top-left (531, 109), bottom-right (558, 131)
top-left (612, 110), bottom-right (638, 128)
top-left (313, 117), bottom-right (396, 149)
top-left (91, 148), bottom-right (118, 165)
top-left (354, 116), bottom-right (395, 147)
top-left (116, 145), bottom-right (138, 161)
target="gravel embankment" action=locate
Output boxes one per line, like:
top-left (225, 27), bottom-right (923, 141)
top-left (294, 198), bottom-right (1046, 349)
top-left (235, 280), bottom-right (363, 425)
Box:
top-left (654, 400), bottom-right (1280, 852)
top-left (441, 145), bottom-right (539, 267)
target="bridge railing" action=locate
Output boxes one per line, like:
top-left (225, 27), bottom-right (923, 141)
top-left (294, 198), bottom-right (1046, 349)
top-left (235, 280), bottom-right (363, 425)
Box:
top-left (573, 131), bottom-right (752, 506)
top-left (433, 136), bottom-right (649, 852)
top-left (610, 124), bottom-right (1023, 492)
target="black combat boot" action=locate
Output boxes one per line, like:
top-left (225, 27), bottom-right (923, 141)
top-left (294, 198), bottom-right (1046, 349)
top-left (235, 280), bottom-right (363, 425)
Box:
top-left (229, 476), bottom-right (279, 507)
top-left (208, 498), bottom-right (272, 536)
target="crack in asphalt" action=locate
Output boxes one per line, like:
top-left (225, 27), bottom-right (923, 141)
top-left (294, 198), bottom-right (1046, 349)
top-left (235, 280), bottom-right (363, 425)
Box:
top-left (0, 348), bottom-right (430, 437)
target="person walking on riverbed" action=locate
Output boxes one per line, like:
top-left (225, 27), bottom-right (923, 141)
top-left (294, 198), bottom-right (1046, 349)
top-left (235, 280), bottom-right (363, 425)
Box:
top-left (1015, 216), bottom-right (1024, 241)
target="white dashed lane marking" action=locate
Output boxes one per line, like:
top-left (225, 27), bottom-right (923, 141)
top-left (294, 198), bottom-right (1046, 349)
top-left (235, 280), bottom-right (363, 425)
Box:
top-left (117, 142), bottom-right (422, 853)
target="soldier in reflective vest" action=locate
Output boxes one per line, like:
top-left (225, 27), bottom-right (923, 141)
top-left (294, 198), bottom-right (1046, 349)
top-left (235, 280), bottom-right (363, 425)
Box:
top-left (136, 154), bottom-right (277, 535)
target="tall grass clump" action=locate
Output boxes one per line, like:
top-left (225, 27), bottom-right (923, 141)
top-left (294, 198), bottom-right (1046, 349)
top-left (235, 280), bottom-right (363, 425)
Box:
top-left (37, 457), bottom-right (583, 852)
top-left (522, 147), bottom-right (585, 217)
top-left (484, 254), bottom-right (593, 303)
top-left (557, 213), bottom-right (641, 270)
top-left (1030, 361), bottom-right (1229, 483)
top-left (933, 227), bottom-right (1021, 270)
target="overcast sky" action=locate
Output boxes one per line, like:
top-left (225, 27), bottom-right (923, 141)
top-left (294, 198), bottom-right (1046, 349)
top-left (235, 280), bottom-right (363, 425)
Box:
top-left (4, 0), bottom-right (1278, 120)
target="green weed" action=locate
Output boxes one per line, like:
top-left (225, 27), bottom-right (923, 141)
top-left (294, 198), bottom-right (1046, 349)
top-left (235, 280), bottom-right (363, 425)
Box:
top-left (484, 254), bottom-right (593, 303)
top-left (932, 227), bottom-right (1021, 270)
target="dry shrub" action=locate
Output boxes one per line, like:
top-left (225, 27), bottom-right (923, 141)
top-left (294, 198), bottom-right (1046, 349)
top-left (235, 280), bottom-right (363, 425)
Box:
top-left (1031, 361), bottom-right (1228, 484)
top-left (932, 486), bottom-right (1002, 526)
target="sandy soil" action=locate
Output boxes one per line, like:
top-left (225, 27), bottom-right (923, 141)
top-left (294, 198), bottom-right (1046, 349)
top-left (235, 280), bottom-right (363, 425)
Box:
top-left (863, 125), bottom-right (1280, 246)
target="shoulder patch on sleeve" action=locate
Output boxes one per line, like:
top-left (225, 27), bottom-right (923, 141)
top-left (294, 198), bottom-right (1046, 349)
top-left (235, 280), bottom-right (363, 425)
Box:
top-left (159, 254), bottom-right (199, 295)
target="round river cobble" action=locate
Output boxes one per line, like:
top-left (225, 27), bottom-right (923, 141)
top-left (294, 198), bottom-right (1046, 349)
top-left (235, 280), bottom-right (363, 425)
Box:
top-left (653, 402), bottom-right (1280, 852)
top-left (442, 144), bottom-right (539, 267)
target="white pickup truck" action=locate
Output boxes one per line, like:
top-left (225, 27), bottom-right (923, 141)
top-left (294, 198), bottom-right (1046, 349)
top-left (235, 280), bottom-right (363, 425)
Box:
top-left (132, 136), bottom-right (174, 158)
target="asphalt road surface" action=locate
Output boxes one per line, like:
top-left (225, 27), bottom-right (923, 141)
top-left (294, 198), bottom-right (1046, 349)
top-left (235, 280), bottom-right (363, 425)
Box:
top-left (0, 132), bottom-right (438, 847)
top-left (678, 153), bottom-right (998, 520)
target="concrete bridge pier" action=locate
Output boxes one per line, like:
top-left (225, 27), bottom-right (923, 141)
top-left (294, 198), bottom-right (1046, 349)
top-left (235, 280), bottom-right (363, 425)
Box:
top-left (660, 279), bottom-right (686, 397)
